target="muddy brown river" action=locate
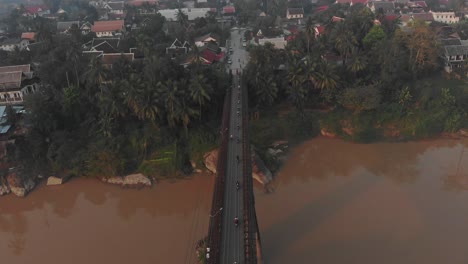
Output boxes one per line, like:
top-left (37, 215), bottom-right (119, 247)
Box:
top-left (1, 137), bottom-right (468, 264)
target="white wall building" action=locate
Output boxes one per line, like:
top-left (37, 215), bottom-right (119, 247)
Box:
top-left (431, 11), bottom-right (459, 24)
top-left (158, 8), bottom-right (214, 21)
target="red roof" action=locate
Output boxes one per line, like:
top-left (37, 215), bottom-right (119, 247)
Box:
top-left (127, 0), bottom-right (158, 6)
top-left (335, 0), bottom-right (367, 4)
top-left (92, 20), bottom-right (124, 32)
top-left (21, 32), bottom-right (36, 40)
top-left (385, 14), bottom-right (399, 21)
top-left (315, 5), bottom-right (329, 12)
top-left (101, 53), bottom-right (134, 65)
top-left (413, 1), bottom-right (427, 7)
top-left (413, 12), bottom-right (434, 21)
top-left (202, 49), bottom-right (224, 63)
top-left (223, 6), bottom-right (236, 14)
top-left (332, 16), bottom-right (345, 22)
top-left (316, 26), bottom-right (325, 35)
top-left (24, 5), bottom-right (49, 14)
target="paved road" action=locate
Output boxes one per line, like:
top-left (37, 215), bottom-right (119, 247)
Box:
top-left (219, 28), bottom-right (249, 264)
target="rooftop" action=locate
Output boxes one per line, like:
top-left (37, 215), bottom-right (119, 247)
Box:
top-left (91, 20), bottom-right (124, 33)
top-left (445, 45), bottom-right (468, 56)
top-left (287, 8), bottom-right (304, 15)
top-left (21, 32), bottom-right (36, 40)
top-left (57, 21), bottom-right (80, 33)
top-left (0, 72), bottom-right (22, 89)
top-left (108, 1), bottom-right (124, 10)
top-left (101, 53), bottom-right (134, 65)
top-left (0, 65), bottom-right (30, 74)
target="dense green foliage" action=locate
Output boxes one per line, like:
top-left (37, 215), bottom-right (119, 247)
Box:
top-left (245, 5), bottom-right (467, 144)
top-left (1, 9), bottom-right (231, 178)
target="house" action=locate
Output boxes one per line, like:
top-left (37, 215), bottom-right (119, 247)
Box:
top-left (81, 22), bottom-right (93, 35)
top-left (158, 8), bottom-right (215, 21)
top-left (259, 37), bottom-right (287, 49)
top-left (128, 0), bottom-right (159, 15)
top-left (106, 1), bottom-right (124, 15)
top-left (335, 0), bottom-right (368, 5)
top-left (441, 39), bottom-right (468, 72)
top-left (222, 6), bottom-right (236, 16)
top-left (431, 11), bottom-right (459, 24)
top-left (286, 8), bottom-right (304, 19)
top-left (57, 21), bottom-right (80, 34)
top-left (412, 13), bottom-right (434, 23)
top-left (127, 0), bottom-right (159, 8)
top-left (0, 64), bottom-right (39, 105)
top-left (101, 53), bottom-right (134, 68)
top-left (91, 20), bottom-right (125, 37)
top-left (91, 38), bottom-right (121, 52)
top-left (194, 33), bottom-right (218, 47)
top-left (370, 1), bottom-right (395, 13)
top-left (166, 38), bottom-right (190, 57)
top-left (0, 38), bottom-right (20, 52)
top-left (24, 5), bottom-right (50, 17)
top-left (20, 32), bottom-right (35, 50)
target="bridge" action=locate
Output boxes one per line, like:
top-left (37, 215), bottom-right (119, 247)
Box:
top-left (206, 29), bottom-right (263, 264)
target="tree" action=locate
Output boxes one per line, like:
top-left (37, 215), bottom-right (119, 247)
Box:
top-left (363, 25), bottom-right (386, 49)
top-left (189, 74), bottom-right (212, 119)
top-left (304, 17), bottom-right (315, 55)
top-left (396, 21), bottom-right (440, 77)
top-left (331, 22), bottom-right (357, 65)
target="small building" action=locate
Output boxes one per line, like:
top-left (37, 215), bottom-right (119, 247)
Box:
top-left (431, 11), bottom-right (459, 24)
top-left (166, 38), bottom-right (190, 58)
top-left (335, 0), bottom-right (368, 5)
top-left (81, 22), bottom-right (93, 35)
top-left (0, 64), bottom-right (39, 105)
top-left (0, 38), bottom-right (20, 52)
top-left (158, 8), bottom-right (215, 21)
top-left (106, 1), bottom-right (124, 15)
top-left (91, 20), bottom-right (125, 38)
top-left (20, 32), bottom-right (35, 50)
top-left (222, 6), bottom-right (236, 16)
top-left (57, 21), bottom-right (80, 34)
top-left (194, 33), bottom-right (218, 47)
top-left (370, 1), bottom-right (395, 13)
top-left (101, 53), bottom-right (135, 68)
top-left (259, 37), bottom-right (287, 49)
top-left (24, 5), bottom-right (50, 17)
top-left (441, 38), bottom-right (468, 72)
top-left (90, 38), bottom-right (121, 52)
top-left (286, 8), bottom-right (304, 19)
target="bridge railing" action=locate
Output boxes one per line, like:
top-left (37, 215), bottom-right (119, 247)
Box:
top-left (207, 82), bottom-right (232, 264)
top-left (241, 72), bottom-right (258, 264)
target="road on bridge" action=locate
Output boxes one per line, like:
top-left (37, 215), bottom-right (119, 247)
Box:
top-left (220, 28), bottom-right (250, 264)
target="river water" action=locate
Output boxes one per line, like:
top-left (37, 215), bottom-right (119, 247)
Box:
top-left (1, 137), bottom-right (468, 264)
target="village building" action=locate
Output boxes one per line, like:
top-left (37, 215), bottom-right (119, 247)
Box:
top-left (158, 8), bottom-right (215, 21)
top-left (441, 38), bottom-right (468, 73)
top-left (91, 20), bottom-right (125, 38)
top-left (431, 11), bottom-right (460, 24)
top-left (57, 21), bottom-right (80, 34)
top-left (286, 8), bottom-right (304, 20)
top-left (258, 37), bottom-right (287, 49)
top-left (0, 65), bottom-right (40, 105)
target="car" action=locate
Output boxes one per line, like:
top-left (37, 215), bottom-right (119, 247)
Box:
top-left (228, 59), bottom-right (232, 64)
top-left (242, 42), bottom-right (247, 47)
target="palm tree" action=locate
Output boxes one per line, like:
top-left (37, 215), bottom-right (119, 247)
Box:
top-left (176, 9), bottom-right (188, 28)
top-left (287, 59), bottom-right (307, 114)
top-left (304, 17), bottom-right (315, 55)
top-left (332, 22), bottom-right (357, 65)
top-left (158, 80), bottom-right (198, 173)
top-left (347, 50), bottom-right (368, 76)
top-left (189, 74), bottom-right (212, 119)
top-left (307, 60), bottom-right (339, 90)
top-left (255, 71), bottom-right (278, 106)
